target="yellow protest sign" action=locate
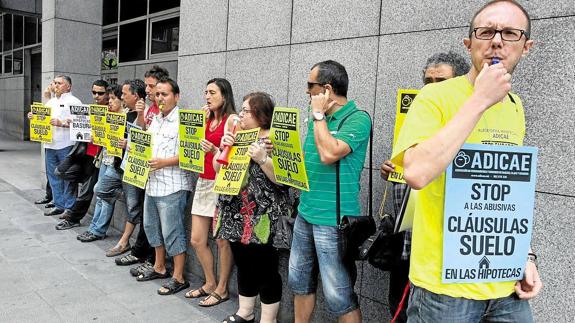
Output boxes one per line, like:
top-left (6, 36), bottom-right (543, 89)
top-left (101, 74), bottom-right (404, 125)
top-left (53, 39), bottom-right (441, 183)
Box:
top-left (213, 128), bottom-right (259, 195)
top-left (90, 104), bottom-right (108, 146)
top-left (122, 128), bottom-right (152, 189)
top-left (105, 112), bottom-right (126, 157)
top-left (270, 107), bottom-right (309, 191)
top-left (179, 110), bottom-right (205, 173)
top-left (389, 89), bottom-right (419, 183)
top-left (30, 104), bottom-right (52, 143)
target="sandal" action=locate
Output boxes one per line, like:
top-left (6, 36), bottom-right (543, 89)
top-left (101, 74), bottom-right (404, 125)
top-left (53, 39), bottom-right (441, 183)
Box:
top-left (199, 291), bottom-right (229, 307)
top-left (222, 314), bottom-right (255, 323)
top-left (136, 269), bottom-right (170, 282)
top-left (115, 254), bottom-right (141, 266)
top-left (185, 287), bottom-right (210, 298)
top-left (106, 243), bottom-right (131, 257)
top-left (158, 278), bottom-right (190, 295)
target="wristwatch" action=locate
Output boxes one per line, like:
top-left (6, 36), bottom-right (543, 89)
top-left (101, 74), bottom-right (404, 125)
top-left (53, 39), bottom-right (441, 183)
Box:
top-left (312, 111), bottom-right (325, 121)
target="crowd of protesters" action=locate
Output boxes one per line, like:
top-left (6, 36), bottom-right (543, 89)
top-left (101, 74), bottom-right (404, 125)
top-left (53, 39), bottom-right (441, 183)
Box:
top-left (31, 1), bottom-right (543, 322)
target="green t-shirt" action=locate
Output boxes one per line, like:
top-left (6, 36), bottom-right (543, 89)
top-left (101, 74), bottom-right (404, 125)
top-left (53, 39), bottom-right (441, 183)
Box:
top-left (298, 100), bottom-right (371, 226)
top-left (392, 76), bottom-right (526, 300)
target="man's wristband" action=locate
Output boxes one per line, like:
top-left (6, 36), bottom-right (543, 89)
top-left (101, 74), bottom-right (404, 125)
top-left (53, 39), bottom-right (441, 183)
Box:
top-left (258, 155), bottom-right (268, 165)
top-left (527, 252), bottom-right (537, 266)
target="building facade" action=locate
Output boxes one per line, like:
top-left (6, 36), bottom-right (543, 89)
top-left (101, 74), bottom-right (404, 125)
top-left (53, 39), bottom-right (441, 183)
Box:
top-left (1, 0), bottom-right (574, 322)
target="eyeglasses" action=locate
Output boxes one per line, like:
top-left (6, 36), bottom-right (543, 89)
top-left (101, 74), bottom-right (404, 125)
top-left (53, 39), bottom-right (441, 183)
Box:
top-left (92, 91), bottom-right (106, 96)
top-left (472, 27), bottom-right (527, 42)
top-left (240, 107), bottom-right (252, 114)
top-left (307, 82), bottom-right (325, 90)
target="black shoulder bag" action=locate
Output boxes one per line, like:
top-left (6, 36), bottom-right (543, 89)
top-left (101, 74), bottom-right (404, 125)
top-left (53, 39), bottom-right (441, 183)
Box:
top-left (336, 110), bottom-right (376, 261)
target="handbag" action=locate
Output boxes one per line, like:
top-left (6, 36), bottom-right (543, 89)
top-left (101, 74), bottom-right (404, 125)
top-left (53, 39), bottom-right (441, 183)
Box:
top-left (358, 182), bottom-right (409, 270)
top-left (336, 110), bottom-right (376, 261)
top-left (272, 188), bottom-right (299, 250)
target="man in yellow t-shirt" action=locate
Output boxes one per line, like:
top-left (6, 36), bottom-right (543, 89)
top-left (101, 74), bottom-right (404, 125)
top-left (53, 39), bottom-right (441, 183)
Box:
top-left (391, 1), bottom-right (542, 322)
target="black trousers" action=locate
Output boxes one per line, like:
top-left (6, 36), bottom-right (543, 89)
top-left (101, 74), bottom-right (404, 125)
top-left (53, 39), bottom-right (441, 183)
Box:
top-left (45, 176), bottom-right (53, 200)
top-left (230, 242), bottom-right (282, 304)
top-left (55, 152), bottom-right (97, 222)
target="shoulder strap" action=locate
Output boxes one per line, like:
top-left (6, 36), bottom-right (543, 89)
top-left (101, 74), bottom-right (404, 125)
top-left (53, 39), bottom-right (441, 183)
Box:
top-left (336, 110), bottom-right (373, 226)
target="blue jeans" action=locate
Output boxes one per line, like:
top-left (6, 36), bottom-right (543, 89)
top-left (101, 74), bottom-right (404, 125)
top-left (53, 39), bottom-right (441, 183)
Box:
top-left (407, 286), bottom-right (533, 323)
top-left (288, 216), bottom-right (359, 316)
top-left (45, 146), bottom-right (75, 210)
top-left (143, 190), bottom-right (190, 257)
top-left (88, 164), bottom-right (122, 237)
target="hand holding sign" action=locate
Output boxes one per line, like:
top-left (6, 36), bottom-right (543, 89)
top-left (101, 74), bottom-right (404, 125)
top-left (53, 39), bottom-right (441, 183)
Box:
top-left (380, 160), bottom-right (396, 179)
top-left (473, 62), bottom-right (511, 110)
top-left (515, 261), bottom-right (542, 300)
top-left (136, 99), bottom-right (146, 114)
top-left (248, 142), bottom-right (266, 164)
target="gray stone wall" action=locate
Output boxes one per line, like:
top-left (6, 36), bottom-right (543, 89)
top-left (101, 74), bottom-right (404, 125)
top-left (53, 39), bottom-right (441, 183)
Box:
top-left (176, 1), bottom-right (575, 322)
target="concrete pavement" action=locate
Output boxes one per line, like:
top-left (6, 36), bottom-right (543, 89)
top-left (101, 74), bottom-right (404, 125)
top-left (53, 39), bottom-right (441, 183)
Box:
top-left (0, 136), bottom-right (237, 323)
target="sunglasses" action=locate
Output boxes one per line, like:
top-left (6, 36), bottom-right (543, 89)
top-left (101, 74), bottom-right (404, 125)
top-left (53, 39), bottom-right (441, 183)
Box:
top-left (307, 82), bottom-right (326, 90)
top-left (92, 91), bottom-right (106, 95)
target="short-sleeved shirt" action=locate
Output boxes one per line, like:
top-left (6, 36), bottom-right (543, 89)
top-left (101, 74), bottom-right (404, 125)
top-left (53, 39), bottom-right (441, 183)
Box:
top-left (298, 100), bottom-right (371, 226)
top-left (44, 92), bottom-right (82, 150)
top-left (391, 76), bottom-right (525, 300)
top-left (146, 106), bottom-right (192, 196)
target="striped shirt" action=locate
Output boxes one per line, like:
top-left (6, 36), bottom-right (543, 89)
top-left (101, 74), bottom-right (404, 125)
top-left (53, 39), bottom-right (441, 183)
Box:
top-left (146, 106), bottom-right (192, 196)
top-left (298, 100), bottom-right (371, 226)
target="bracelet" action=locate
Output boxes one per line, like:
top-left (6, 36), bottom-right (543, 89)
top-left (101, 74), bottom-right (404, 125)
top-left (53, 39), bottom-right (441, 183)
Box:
top-left (258, 155), bottom-right (268, 165)
top-left (527, 253), bottom-right (537, 266)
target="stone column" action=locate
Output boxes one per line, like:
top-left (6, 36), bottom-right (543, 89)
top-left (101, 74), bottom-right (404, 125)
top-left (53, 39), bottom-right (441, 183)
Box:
top-left (41, 0), bottom-right (103, 103)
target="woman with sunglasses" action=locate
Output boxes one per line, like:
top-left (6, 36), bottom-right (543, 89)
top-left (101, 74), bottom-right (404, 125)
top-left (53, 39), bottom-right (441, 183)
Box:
top-left (186, 78), bottom-right (237, 307)
top-left (214, 92), bottom-right (290, 323)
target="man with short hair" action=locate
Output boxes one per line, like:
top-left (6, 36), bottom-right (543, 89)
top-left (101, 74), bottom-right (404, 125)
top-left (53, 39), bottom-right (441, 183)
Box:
top-left (288, 60), bottom-right (371, 323)
top-left (380, 51), bottom-right (469, 322)
top-left (116, 66), bottom-right (170, 274)
top-left (136, 78), bottom-right (192, 296)
top-left (391, 1), bottom-right (541, 321)
top-left (39, 75), bottom-right (82, 216)
top-left (55, 79), bottom-right (109, 230)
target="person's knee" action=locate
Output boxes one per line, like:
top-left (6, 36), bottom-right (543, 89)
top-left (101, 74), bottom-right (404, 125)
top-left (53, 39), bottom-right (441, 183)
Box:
top-left (216, 238), bottom-right (229, 250)
top-left (190, 231), bottom-right (207, 249)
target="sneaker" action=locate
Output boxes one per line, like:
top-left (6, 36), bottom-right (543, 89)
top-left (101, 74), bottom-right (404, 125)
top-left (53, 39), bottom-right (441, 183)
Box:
top-left (115, 254), bottom-right (141, 266)
top-left (78, 232), bottom-right (105, 243)
top-left (77, 231), bottom-right (91, 240)
top-left (55, 219), bottom-right (80, 231)
top-left (130, 261), bottom-right (154, 277)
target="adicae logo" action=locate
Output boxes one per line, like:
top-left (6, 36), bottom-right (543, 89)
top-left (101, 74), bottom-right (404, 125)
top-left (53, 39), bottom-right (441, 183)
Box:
top-left (454, 151), bottom-right (471, 168)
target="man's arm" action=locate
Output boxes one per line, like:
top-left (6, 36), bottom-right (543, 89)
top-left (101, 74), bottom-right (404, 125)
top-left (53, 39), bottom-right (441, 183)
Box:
top-left (403, 63), bottom-right (512, 189)
top-left (311, 89), bottom-right (351, 164)
top-left (149, 155), bottom-right (179, 171)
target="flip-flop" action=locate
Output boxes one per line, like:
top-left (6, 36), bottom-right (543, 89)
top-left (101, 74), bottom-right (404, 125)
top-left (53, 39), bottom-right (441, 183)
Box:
top-left (185, 287), bottom-right (209, 298)
top-left (136, 269), bottom-right (170, 282)
top-left (199, 291), bottom-right (229, 307)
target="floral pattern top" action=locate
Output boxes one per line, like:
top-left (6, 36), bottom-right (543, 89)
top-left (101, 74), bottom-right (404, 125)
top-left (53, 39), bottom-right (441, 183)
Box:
top-left (214, 139), bottom-right (291, 245)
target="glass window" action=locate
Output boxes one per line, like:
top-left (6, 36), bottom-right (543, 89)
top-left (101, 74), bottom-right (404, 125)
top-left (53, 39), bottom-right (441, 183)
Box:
top-left (150, 17), bottom-right (179, 55)
top-left (149, 0), bottom-right (180, 13)
top-left (24, 16), bottom-right (37, 46)
top-left (119, 20), bottom-right (146, 62)
top-left (38, 19), bottom-right (42, 43)
top-left (103, 0), bottom-right (119, 25)
top-left (13, 49), bottom-right (23, 74)
top-left (0, 16), bottom-right (3, 52)
top-left (3, 14), bottom-right (12, 51)
top-left (4, 54), bottom-right (12, 73)
top-left (102, 37), bottom-right (118, 69)
top-left (13, 15), bottom-right (23, 49)
top-left (120, 0), bottom-right (147, 21)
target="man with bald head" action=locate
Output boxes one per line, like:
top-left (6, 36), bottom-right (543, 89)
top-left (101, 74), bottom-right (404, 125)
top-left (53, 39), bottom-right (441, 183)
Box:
top-left (390, 1), bottom-right (541, 321)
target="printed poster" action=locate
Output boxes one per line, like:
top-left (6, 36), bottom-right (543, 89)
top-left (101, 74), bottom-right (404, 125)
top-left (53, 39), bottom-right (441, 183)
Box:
top-left (442, 144), bottom-right (538, 283)
top-left (69, 104), bottom-right (91, 142)
top-left (105, 112), bottom-right (126, 157)
top-left (122, 128), bottom-right (152, 189)
top-left (90, 104), bottom-right (108, 146)
top-left (270, 107), bottom-right (309, 191)
top-left (179, 110), bottom-right (205, 173)
top-left (388, 89), bottom-right (419, 183)
top-left (30, 104), bottom-right (52, 143)
top-left (213, 128), bottom-right (259, 195)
